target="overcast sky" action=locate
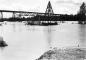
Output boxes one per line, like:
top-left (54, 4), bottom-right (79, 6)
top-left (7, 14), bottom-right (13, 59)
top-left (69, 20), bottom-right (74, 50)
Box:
top-left (0, 0), bottom-right (86, 14)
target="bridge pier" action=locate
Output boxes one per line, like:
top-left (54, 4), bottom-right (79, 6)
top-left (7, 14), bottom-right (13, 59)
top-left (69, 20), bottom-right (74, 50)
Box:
top-left (0, 12), bottom-right (3, 19)
top-left (12, 12), bottom-right (16, 18)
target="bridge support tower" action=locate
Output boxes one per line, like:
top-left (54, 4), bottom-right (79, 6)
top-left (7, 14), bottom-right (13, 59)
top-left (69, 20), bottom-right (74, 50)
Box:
top-left (12, 12), bottom-right (16, 18)
top-left (0, 12), bottom-right (3, 19)
top-left (45, 1), bottom-right (54, 16)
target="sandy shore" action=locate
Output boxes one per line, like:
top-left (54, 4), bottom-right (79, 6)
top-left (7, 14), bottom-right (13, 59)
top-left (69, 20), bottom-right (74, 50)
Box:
top-left (36, 47), bottom-right (86, 60)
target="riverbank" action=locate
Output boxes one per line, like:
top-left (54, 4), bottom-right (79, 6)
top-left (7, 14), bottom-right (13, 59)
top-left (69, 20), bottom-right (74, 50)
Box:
top-left (36, 47), bottom-right (86, 60)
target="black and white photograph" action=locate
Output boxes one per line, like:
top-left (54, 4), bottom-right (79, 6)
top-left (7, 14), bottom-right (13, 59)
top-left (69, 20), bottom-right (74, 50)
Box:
top-left (0, 0), bottom-right (86, 60)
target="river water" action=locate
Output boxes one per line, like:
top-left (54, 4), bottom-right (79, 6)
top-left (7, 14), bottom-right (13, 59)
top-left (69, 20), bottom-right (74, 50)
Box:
top-left (0, 21), bottom-right (86, 60)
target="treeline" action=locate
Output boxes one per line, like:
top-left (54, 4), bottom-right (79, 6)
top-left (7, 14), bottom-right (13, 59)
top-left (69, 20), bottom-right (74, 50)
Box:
top-left (0, 14), bottom-right (86, 21)
top-left (59, 14), bottom-right (86, 21)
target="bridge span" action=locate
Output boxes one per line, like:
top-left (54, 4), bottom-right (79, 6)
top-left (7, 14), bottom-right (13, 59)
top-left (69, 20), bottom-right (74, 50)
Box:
top-left (0, 1), bottom-right (62, 19)
top-left (0, 10), bottom-right (62, 19)
top-left (0, 1), bottom-right (85, 23)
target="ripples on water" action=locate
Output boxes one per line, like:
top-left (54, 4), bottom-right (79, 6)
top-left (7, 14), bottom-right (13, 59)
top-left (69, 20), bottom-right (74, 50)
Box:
top-left (0, 21), bottom-right (86, 60)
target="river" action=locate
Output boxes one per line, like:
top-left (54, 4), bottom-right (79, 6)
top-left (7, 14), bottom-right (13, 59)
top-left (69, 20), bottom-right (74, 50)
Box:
top-left (0, 21), bottom-right (86, 60)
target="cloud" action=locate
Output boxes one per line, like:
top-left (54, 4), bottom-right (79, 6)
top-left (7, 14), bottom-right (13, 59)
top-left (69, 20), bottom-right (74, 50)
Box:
top-left (56, 0), bottom-right (81, 6)
top-left (0, 0), bottom-right (82, 14)
top-left (0, 0), bottom-right (42, 11)
top-left (52, 0), bottom-right (81, 14)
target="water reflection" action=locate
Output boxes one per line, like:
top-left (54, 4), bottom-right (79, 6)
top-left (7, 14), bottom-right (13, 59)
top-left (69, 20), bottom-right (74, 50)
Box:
top-left (79, 25), bottom-right (86, 48)
top-left (0, 22), bottom-right (49, 60)
top-left (0, 22), bottom-right (86, 60)
top-left (44, 26), bottom-right (52, 49)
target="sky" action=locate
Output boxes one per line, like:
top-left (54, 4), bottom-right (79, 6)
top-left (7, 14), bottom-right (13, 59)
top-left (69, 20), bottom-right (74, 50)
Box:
top-left (0, 0), bottom-right (86, 14)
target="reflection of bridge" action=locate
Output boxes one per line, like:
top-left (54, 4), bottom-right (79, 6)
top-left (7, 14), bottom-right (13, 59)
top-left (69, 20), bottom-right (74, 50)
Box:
top-left (0, 1), bottom-right (62, 19)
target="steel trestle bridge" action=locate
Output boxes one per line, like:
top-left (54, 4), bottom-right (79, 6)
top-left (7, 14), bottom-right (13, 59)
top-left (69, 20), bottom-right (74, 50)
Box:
top-left (0, 1), bottom-right (62, 19)
top-left (0, 1), bottom-right (86, 24)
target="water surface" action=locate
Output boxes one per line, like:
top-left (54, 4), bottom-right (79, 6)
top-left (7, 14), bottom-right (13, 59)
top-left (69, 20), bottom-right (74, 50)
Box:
top-left (0, 22), bottom-right (86, 60)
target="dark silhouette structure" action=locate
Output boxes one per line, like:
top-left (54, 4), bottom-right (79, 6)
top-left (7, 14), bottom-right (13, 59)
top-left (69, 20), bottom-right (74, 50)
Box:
top-left (0, 1), bottom-right (85, 24)
top-left (45, 1), bottom-right (54, 16)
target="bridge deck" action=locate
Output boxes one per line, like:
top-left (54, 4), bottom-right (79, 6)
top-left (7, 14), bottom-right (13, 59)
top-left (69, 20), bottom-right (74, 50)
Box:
top-left (0, 10), bottom-right (61, 15)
